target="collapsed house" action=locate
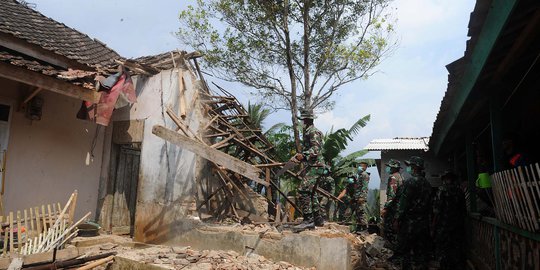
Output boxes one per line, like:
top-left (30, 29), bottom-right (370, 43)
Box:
top-left (0, 1), bottom-right (370, 269)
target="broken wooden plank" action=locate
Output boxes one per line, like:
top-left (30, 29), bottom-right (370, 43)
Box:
top-left (177, 69), bottom-right (187, 119)
top-left (152, 125), bottom-right (269, 187)
top-left (34, 207), bottom-right (41, 235)
top-left (210, 135), bottom-right (236, 149)
top-left (254, 163), bottom-right (285, 168)
top-left (0, 62), bottom-right (100, 103)
top-left (16, 211), bottom-right (21, 253)
top-left (22, 88), bottom-right (43, 106)
top-left (0, 246), bottom-right (81, 269)
top-left (9, 212), bottom-right (13, 254)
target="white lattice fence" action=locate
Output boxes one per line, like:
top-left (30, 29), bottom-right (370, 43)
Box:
top-left (491, 163), bottom-right (540, 232)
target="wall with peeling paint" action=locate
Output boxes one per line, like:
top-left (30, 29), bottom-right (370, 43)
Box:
top-left (0, 77), bottom-right (105, 220)
top-left (97, 68), bottom-right (209, 242)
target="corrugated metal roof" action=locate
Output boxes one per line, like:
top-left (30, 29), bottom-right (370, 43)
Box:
top-left (429, 0), bottom-right (493, 152)
top-left (365, 137), bottom-right (430, 151)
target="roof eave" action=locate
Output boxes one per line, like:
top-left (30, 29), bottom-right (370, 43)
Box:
top-left (430, 0), bottom-right (518, 156)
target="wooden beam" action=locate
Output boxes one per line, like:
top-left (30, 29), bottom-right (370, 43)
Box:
top-left (152, 125), bottom-right (269, 187)
top-left (0, 33), bottom-right (91, 71)
top-left (0, 62), bottom-right (100, 103)
top-left (22, 87), bottom-right (42, 106)
top-left (254, 163), bottom-right (285, 168)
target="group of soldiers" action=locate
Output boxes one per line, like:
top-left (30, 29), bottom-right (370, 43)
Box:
top-left (288, 110), bottom-right (466, 269)
top-left (381, 157), bottom-right (466, 270)
top-left (291, 110), bottom-right (371, 233)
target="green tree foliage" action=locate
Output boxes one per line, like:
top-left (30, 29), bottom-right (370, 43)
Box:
top-left (178, 0), bottom-right (395, 151)
top-left (322, 114), bottom-right (371, 163)
top-left (266, 124), bottom-right (297, 163)
top-left (246, 101), bottom-right (270, 130)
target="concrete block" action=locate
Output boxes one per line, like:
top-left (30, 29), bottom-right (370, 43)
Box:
top-left (320, 237), bottom-right (351, 270)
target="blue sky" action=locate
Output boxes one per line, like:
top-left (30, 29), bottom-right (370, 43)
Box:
top-left (33, 0), bottom-right (475, 188)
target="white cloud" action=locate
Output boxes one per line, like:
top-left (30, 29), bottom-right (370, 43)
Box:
top-left (392, 0), bottom-right (474, 46)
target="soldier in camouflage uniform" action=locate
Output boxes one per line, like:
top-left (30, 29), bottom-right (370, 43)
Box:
top-left (394, 156), bottom-right (432, 270)
top-left (293, 109), bottom-right (325, 231)
top-left (432, 171), bottom-right (466, 270)
top-left (337, 161), bottom-right (370, 233)
top-left (318, 163), bottom-right (335, 220)
top-left (382, 159), bottom-right (403, 245)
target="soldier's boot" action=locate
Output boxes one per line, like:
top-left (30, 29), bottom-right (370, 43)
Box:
top-left (354, 224), bottom-right (367, 234)
top-left (314, 211), bottom-right (324, 227)
top-left (292, 213), bottom-right (315, 232)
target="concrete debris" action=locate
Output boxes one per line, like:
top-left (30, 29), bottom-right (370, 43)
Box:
top-left (86, 240), bottom-right (314, 270)
top-left (114, 245), bottom-right (313, 270)
top-left (357, 233), bottom-right (399, 270)
top-left (99, 243), bottom-right (118, 250)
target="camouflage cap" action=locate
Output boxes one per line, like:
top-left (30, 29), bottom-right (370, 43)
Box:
top-left (404, 156), bottom-right (424, 168)
top-left (385, 159), bottom-right (401, 168)
top-left (298, 108), bottom-right (315, 120)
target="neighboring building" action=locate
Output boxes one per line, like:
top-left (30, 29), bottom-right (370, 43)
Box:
top-left (365, 137), bottom-right (448, 207)
top-left (430, 0), bottom-right (540, 269)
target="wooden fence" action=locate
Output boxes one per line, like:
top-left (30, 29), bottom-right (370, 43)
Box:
top-left (469, 214), bottom-right (540, 270)
top-left (0, 190), bottom-right (89, 257)
top-left (491, 163), bottom-right (540, 232)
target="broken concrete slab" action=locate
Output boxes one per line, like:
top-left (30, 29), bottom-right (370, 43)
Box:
top-left (156, 220), bottom-right (363, 269)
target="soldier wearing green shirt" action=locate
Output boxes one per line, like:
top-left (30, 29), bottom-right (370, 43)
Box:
top-left (337, 161), bottom-right (370, 233)
top-left (394, 156), bottom-right (432, 270)
top-left (382, 159), bottom-right (403, 245)
top-left (293, 109), bottom-right (325, 231)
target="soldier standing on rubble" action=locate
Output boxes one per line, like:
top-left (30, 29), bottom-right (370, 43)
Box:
top-left (292, 109), bottom-right (325, 231)
top-left (382, 159), bottom-right (404, 246)
top-left (337, 161), bottom-right (370, 233)
top-left (432, 170), bottom-right (466, 270)
top-left (393, 156), bottom-right (432, 270)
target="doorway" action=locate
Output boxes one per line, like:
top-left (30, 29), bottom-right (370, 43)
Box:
top-left (110, 143), bottom-right (141, 236)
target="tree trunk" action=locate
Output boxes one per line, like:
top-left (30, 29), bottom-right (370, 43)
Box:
top-left (283, 0), bottom-right (302, 153)
top-left (303, 0), bottom-right (311, 115)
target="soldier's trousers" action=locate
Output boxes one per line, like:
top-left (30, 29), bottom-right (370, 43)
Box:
top-left (435, 229), bottom-right (465, 270)
top-left (297, 167), bottom-right (322, 216)
top-left (338, 198), bottom-right (367, 229)
top-left (318, 180), bottom-right (334, 219)
top-left (383, 201), bottom-right (397, 243)
top-left (396, 219), bottom-right (430, 269)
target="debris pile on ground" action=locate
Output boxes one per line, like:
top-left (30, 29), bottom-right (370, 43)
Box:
top-left (356, 233), bottom-right (399, 270)
top-left (117, 246), bottom-right (314, 270)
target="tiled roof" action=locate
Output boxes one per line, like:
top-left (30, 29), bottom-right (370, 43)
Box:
top-left (0, 51), bottom-right (96, 89)
top-left (365, 137), bottom-right (430, 151)
top-left (0, 0), bottom-right (122, 68)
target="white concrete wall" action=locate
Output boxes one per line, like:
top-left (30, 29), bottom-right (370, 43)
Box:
top-left (379, 150), bottom-right (449, 206)
top-left (0, 77), bottom-right (104, 219)
top-left (111, 69), bottom-right (207, 242)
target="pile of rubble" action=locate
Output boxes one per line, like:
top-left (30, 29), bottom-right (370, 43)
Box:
top-left (116, 246), bottom-right (314, 270)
